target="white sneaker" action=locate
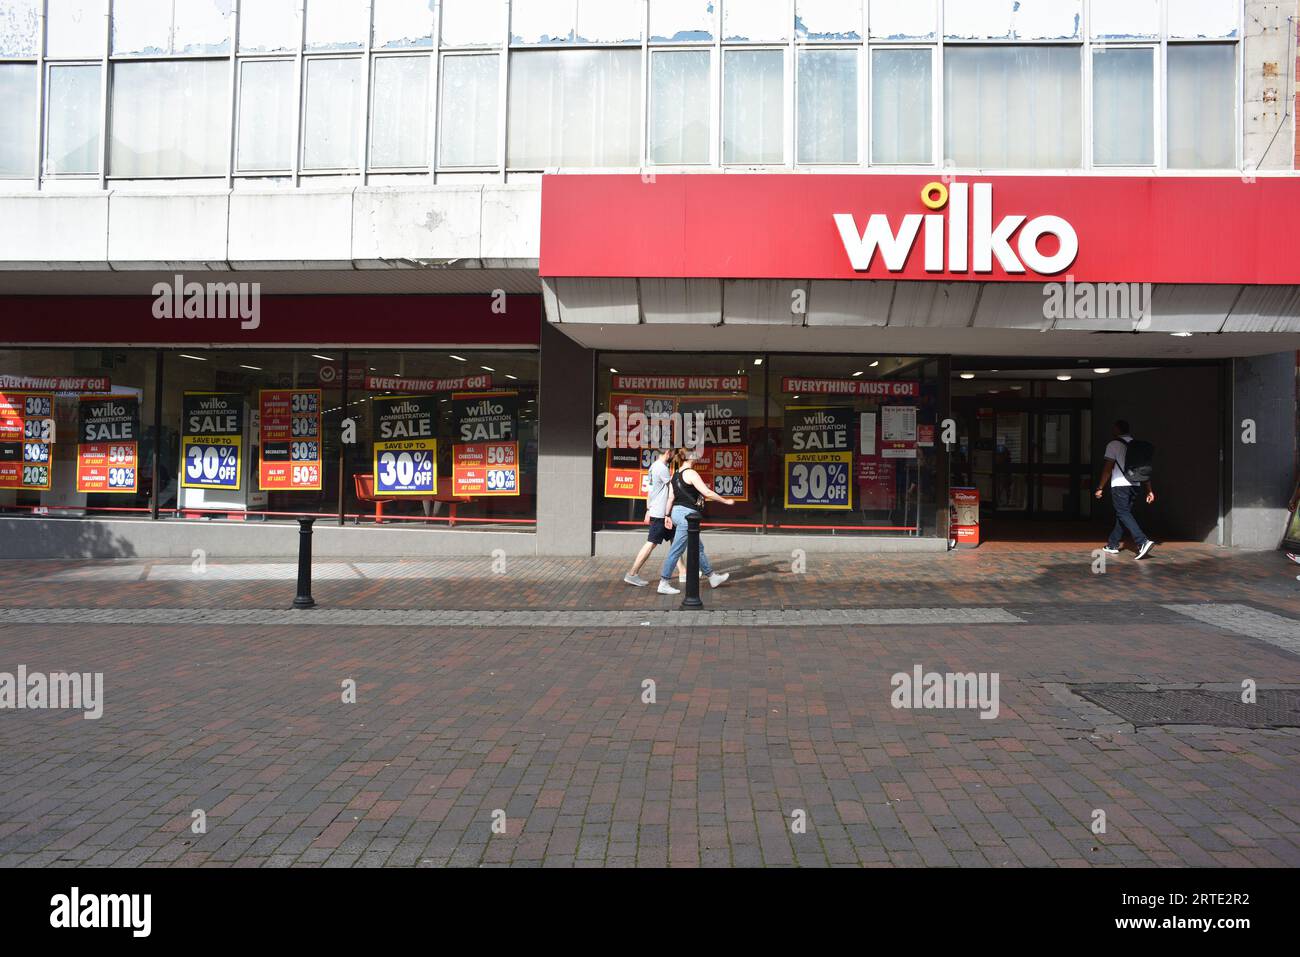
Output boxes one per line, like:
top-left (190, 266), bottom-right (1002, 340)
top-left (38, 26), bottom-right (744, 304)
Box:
top-left (1135, 540), bottom-right (1155, 560)
top-left (1101, 546), bottom-right (1120, 555)
top-left (657, 580), bottom-right (680, 595)
top-left (623, 573), bottom-right (648, 587)
top-left (708, 572), bottom-right (729, 588)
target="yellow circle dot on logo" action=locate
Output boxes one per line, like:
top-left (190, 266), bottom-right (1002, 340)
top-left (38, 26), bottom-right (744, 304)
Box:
top-left (921, 182), bottom-right (948, 210)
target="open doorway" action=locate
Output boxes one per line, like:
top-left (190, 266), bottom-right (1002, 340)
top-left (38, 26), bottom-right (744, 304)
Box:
top-left (951, 361), bottom-right (1223, 544)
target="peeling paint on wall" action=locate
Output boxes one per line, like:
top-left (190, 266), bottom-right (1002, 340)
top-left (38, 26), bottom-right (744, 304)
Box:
top-left (868, 0), bottom-right (937, 41)
top-left (795, 0), bottom-right (863, 41)
top-left (649, 1), bottom-right (715, 43)
top-left (945, 0), bottom-right (1082, 41)
top-left (1168, 0), bottom-right (1240, 39)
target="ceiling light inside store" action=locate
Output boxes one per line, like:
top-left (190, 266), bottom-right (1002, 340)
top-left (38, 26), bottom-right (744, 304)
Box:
top-left (753, 358), bottom-right (763, 366)
top-left (481, 366), bottom-right (494, 372)
top-left (180, 354), bottom-right (206, 361)
top-left (505, 374), bottom-right (517, 380)
top-left (959, 373), bottom-right (975, 380)
top-left (239, 365), bottom-right (261, 371)
top-left (449, 354), bottom-right (466, 361)
top-left (852, 371), bottom-right (863, 377)
top-left (1057, 375), bottom-right (1072, 381)
top-left (312, 354), bottom-right (333, 361)
top-left (1093, 368), bottom-right (1111, 374)
top-left (869, 360), bottom-right (879, 367)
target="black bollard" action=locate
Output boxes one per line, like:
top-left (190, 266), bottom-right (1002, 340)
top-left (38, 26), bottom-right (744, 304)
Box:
top-left (679, 512), bottom-right (704, 610)
top-left (292, 517), bottom-right (316, 609)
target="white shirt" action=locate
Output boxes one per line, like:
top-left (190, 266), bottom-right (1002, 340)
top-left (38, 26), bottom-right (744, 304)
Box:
top-left (646, 459), bottom-right (671, 518)
top-left (1104, 435), bottom-right (1134, 487)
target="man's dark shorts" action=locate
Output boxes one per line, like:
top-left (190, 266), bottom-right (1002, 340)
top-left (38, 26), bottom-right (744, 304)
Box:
top-left (647, 517), bottom-right (676, 545)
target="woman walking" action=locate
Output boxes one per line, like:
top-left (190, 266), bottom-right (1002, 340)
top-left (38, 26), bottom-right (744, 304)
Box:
top-left (657, 447), bottom-right (735, 595)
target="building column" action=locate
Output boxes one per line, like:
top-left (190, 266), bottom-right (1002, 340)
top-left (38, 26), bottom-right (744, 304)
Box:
top-left (1228, 351), bottom-right (1297, 549)
top-left (536, 320), bottom-right (596, 555)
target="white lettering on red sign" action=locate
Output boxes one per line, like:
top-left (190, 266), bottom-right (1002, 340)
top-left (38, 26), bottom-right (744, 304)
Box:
top-left (834, 183), bottom-right (1079, 276)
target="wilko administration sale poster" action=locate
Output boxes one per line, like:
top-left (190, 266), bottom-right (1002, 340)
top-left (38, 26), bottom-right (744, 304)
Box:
top-left (76, 395), bottom-right (140, 494)
top-left (783, 406), bottom-right (853, 510)
top-left (259, 389), bottom-right (322, 491)
top-left (371, 395), bottom-right (437, 496)
top-left (181, 392), bottom-right (244, 490)
top-left (451, 391), bottom-right (519, 496)
top-left (0, 390), bottom-right (55, 491)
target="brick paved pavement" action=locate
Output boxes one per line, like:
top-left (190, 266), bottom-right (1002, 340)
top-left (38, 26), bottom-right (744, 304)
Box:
top-left (1, 544), bottom-right (1299, 867)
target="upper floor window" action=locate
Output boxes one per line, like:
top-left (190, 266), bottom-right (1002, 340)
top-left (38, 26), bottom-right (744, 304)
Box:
top-left (1167, 44), bottom-right (1236, 169)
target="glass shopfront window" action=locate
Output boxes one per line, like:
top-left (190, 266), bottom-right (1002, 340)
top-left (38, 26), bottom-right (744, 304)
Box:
top-left (595, 352), bottom-right (943, 537)
top-left (0, 347), bottom-right (537, 531)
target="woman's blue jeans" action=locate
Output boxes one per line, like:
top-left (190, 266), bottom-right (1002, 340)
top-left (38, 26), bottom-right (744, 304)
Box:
top-left (661, 505), bottom-right (713, 581)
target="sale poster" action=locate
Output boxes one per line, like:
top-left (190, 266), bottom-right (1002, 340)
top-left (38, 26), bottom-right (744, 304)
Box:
top-left (372, 395), bottom-right (437, 495)
top-left (693, 445), bottom-right (749, 502)
top-left (784, 451), bottom-right (852, 509)
top-left (259, 389), bottom-right (322, 491)
top-left (76, 395), bottom-right (140, 493)
top-left (676, 395), bottom-right (747, 449)
top-left (0, 390), bottom-right (55, 491)
top-left (181, 392), bottom-right (244, 490)
top-left (450, 391), bottom-right (519, 497)
top-left (604, 446), bottom-right (652, 499)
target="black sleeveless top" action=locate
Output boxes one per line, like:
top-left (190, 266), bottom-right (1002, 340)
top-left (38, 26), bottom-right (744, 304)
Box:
top-left (671, 468), bottom-right (705, 512)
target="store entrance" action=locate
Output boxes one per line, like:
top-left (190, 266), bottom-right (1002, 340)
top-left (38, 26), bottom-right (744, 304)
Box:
top-left (951, 366), bottom-right (1096, 541)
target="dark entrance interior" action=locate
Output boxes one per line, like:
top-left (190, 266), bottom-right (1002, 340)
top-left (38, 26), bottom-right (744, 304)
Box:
top-left (950, 359), bottom-right (1223, 544)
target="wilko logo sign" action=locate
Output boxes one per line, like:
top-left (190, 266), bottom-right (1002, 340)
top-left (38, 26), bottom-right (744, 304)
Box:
top-left (782, 378), bottom-right (918, 397)
top-left (365, 374), bottom-right (492, 392)
top-left (611, 374), bottom-right (747, 392)
top-left (834, 182), bottom-right (1078, 276)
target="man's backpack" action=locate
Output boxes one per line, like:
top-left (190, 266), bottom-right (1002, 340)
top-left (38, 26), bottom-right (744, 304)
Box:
top-left (1120, 437), bottom-right (1154, 484)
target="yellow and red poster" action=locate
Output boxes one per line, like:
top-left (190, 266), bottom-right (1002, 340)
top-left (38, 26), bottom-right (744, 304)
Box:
top-left (76, 395), bottom-right (139, 493)
top-left (259, 389), bottom-right (322, 491)
top-left (0, 390), bottom-right (55, 491)
top-left (451, 391), bottom-right (519, 496)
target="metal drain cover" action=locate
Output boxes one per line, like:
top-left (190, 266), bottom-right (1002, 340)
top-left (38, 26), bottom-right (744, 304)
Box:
top-left (1072, 685), bottom-right (1300, 729)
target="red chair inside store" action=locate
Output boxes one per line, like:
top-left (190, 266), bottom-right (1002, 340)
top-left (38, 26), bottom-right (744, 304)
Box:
top-left (352, 473), bottom-right (471, 526)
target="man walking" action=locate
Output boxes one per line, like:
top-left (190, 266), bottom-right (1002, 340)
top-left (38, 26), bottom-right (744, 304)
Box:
top-left (1095, 419), bottom-right (1155, 560)
top-left (623, 448), bottom-right (686, 586)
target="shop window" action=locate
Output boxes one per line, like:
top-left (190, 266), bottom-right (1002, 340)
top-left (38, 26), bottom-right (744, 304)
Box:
top-left (236, 59), bottom-right (295, 173)
top-left (1, 349), bottom-right (538, 529)
top-left (46, 64), bottom-right (102, 176)
top-left (1092, 47), bottom-right (1154, 167)
top-left (46, 0), bottom-right (108, 59)
top-left (943, 45), bottom-right (1081, 169)
top-left (1166, 44), bottom-right (1235, 169)
top-left (722, 49), bottom-right (784, 165)
top-left (506, 48), bottom-right (640, 169)
top-left (109, 59), bottom-right (228, 177)
top-left (301, 56), bottom-right (363, 171)
top-left (439, 54), bottom-right (499, 168)
top-left (370, 54), bottom-right (430, 169)
top-left (0, 63), bottom-right (37, 178)
top-left (346, 351), bottom-right (539, 528)
top-left (594, 354), bottom-right (943, 538)
top-left (871, 47), bottom-right (931, 165)
top-left (238, 0), bottom-right (300, 54)
top-left (797, 48), bottom-right (857, 164)
top-left (649, 49), bottom-right (710, 165)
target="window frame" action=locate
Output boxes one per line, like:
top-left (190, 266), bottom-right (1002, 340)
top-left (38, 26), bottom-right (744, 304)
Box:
top-left (720, 44), bottom-right (790, 168)
top-left (42, 58), bottom-right (103, 178)
top-left (646, 45), bottom-right (714, 168)
top-left (867, 43), bottom-right (935, 168)
top-left (367, 50), bottom-right (432, 173)
top-left (1089, 42), bottom-right (1159, 170)
top-left (436, 49), bottom-right (502, 172)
